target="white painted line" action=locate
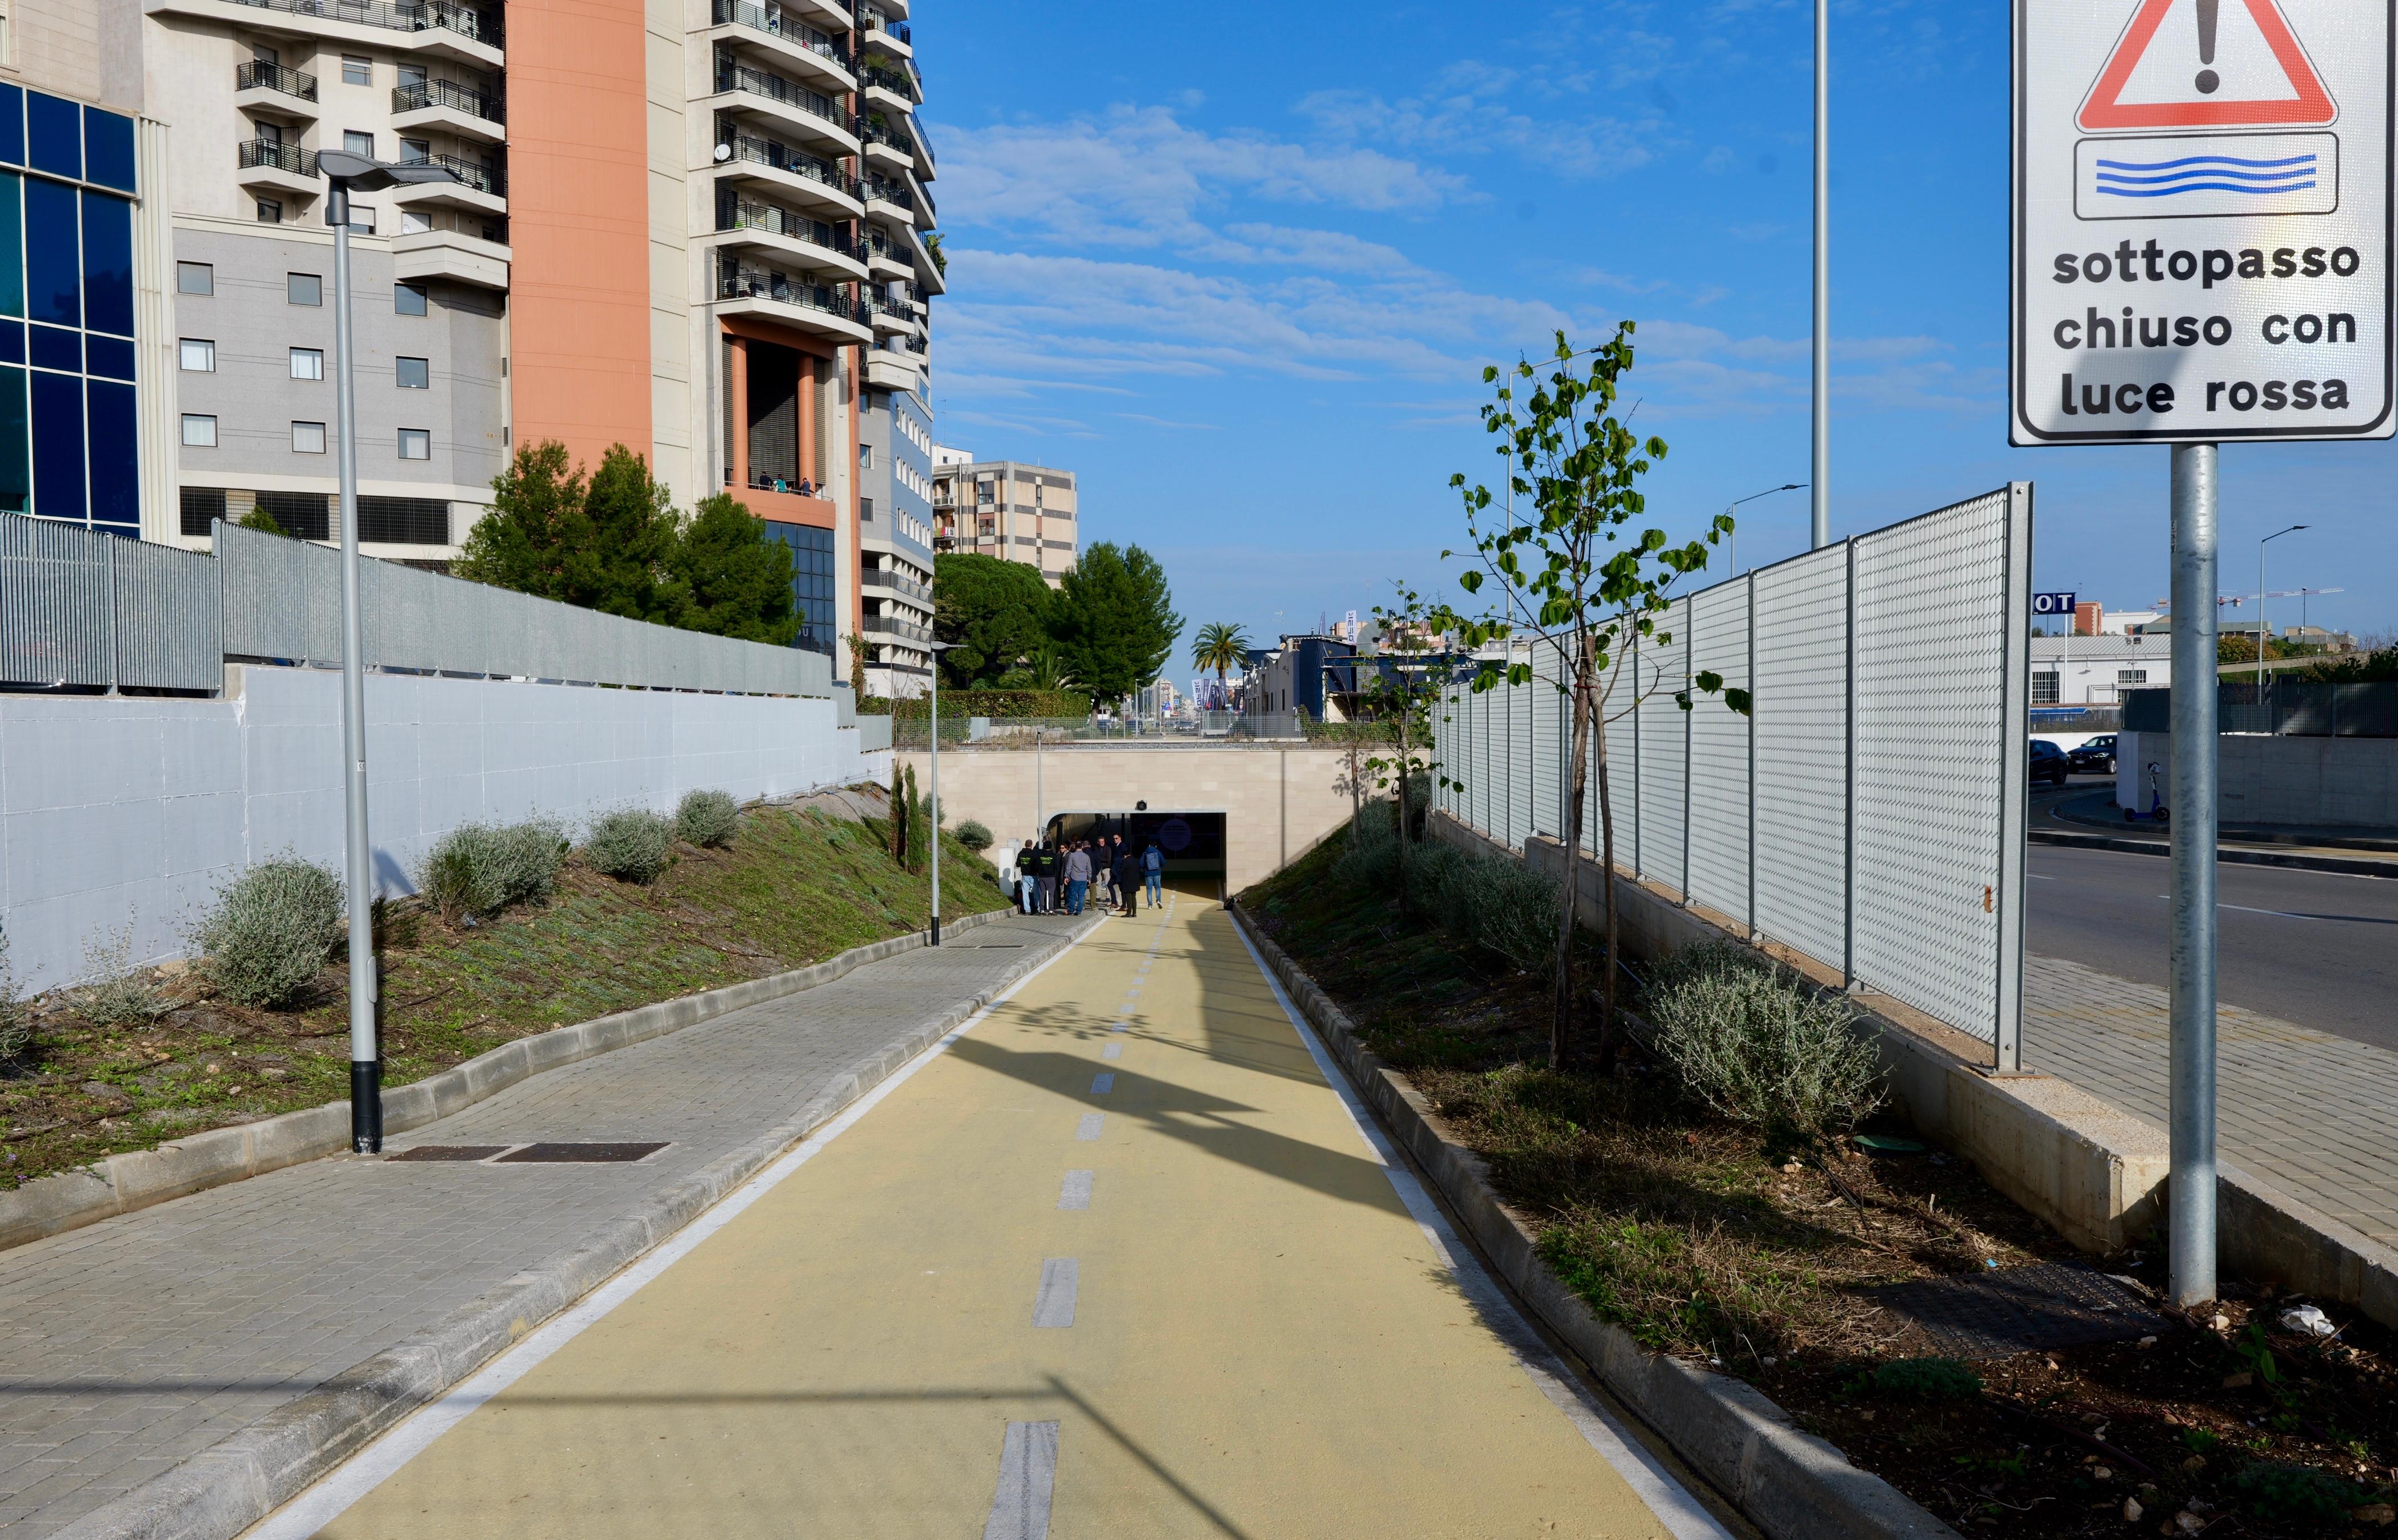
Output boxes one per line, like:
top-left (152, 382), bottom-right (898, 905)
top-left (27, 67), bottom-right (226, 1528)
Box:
top-left (1057, 1170), bottom-right (1094, 1211)
top-left (981, 1419), bottom-right (1059, 1540)
top-left (1101, 1043), bottom-right (1122, 1060)
top-left (245, 928), bottom-right (1091, 1540)
top-left (1089, 1073), bottom-right (1114, 1095)
top-left (1031, 1258), bottom-right (1079, 1328)
top-left (1231, 923), bottom-right (1738, 1540)
top-left (1075, 1113), bottom-right (1105, 1141)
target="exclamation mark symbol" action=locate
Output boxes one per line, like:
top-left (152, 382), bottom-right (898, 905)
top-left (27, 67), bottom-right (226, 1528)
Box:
top-left (2195, 0), bottom-right (2221, 93)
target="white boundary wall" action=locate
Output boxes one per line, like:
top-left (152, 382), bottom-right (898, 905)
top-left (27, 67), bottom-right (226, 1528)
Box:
top-left (0, 666), bottom-right (877, 993)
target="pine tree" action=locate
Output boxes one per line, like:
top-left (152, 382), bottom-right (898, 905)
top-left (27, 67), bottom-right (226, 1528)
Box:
top-left (903, 764), bottom-right (923, 871)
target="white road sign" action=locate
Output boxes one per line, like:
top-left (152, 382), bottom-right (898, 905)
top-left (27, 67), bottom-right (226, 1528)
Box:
top-left (2014, 0), bottom-right (2394, 443)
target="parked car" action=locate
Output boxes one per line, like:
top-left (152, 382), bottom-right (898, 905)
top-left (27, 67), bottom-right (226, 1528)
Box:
top-left (2067, 734), bottom-right (2118, 776)
top-left (2030, 739), bottom-right (2071, 786)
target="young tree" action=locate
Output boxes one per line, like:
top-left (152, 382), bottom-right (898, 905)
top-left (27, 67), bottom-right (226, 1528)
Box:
top-left (845, 634), bottom-right (874, 697)
top-left (903, 763), bottom-right (924, 871)
top-left (1359, 582), bottom-right (1449, 918)
top-left (933, 552), bottom-right (1054, 687)
top-left (1052, 543), bottom-right (1182, 703)
top-left (1449, 325), bottom-right (1743, 1072)
top-left (889, 759), bottom-right (908, 860)
top-left (669, 493), bottom-right (799, 645)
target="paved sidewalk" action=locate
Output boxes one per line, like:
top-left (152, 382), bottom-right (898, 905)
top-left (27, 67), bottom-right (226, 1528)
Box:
top-left (2028, 954), bottom-right (2398, 1250)
top-left (0, 914), bottom-right (1083, 1538)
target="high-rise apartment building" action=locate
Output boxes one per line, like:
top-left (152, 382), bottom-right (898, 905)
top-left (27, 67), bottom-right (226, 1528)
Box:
top-left (27, 0), bottom-right (940, 671)
top-left (929, 452), bottom-right (1076, 587)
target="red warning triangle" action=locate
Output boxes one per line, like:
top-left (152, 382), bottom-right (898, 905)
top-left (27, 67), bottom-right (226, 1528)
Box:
top-left (2079, 0), bottom-right (2336, 130)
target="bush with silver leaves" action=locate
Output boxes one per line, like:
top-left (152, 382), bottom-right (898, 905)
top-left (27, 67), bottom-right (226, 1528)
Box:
top-left (675, 789), bottom-right (741, 850)
top-left (1644, 943), bottom-right (1886, 1142)
top-left (189, 858), bottom-right (345, 1008)
top-left (583, 808), bottom-right (675, 884)
top-left (419, 819), bottom-right (565, 921)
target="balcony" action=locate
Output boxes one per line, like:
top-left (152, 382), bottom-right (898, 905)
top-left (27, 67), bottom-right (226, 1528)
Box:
top-left (707, 0), bottom-right (854, 93)
top-left (392, 78), bottom-right (505, 143)
top-left (717, 257), bottom-right (872, 343)
top-left (237, 138), bottom-right (321, 197)
top-left (234, 60), bottom-right (319, 119)
top-left (710, 58), bottom-right (858, 156)
top-left (714, 190), bottom-right (866, 279)
top-left (161, 0), bottom-right (502, 66)
top-left (858, 5), bottom-right (911, 51)
top-left (390, 151), bottom-right (506, 215)
top-left (857, 58), bottom-right (921, 110)
top-left (863, 566), bottom-right (932, 606)
top-left (393, 225), bottom-right (509, 290)
top-left (864, 613), bottom-right (932, 645)
top-left (713, 128), bottom-right (863, 218)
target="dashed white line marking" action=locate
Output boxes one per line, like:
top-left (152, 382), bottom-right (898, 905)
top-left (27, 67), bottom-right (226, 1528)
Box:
top-left (1031, 1259), bottom-right (1079, 1328)
top-left (1057, 1170), bottom-right (1094, 1211)
top-left (981, 1420), bottom-right (1059, 1540)
top-left (1075, 1113), bottom-right (1105, 1141)
top-left (1089, 1073), bottom-right (1115, 1095)
top-left (1101, 1043), bottom-right (1122, 1060)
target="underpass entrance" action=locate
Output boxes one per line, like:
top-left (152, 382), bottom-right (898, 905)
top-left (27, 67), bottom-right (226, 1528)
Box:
top-left (1043, 810), bottom-right (1228, 899)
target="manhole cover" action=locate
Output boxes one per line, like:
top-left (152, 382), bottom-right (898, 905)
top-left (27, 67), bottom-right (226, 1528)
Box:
top-left (1877, 1262), bottom-right (2168, 1360)
top-left (387, 1145), bottom-right (510, 1162)
top-left (492, 1142), bottom-right (669, 1164)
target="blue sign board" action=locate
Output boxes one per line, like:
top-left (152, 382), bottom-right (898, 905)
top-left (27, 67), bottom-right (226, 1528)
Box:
top-left (2031, 591), bottom-right (2077, 616)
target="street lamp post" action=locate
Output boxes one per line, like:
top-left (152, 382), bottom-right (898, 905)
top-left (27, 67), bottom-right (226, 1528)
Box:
top-left (314, 151), bottom-right (456, 1154)
top-left (1723, 482), bottom-right (1808, 577)
top-left (927, 639), bottom-right (953, 944)
top-left (1812, 0), bottom-right (1830, 551)
top-left (2258, 524), bottom-right (2307, 689)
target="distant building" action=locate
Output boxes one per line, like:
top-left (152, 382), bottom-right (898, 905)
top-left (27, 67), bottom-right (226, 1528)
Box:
top-left (1243, 634), bottom-right (1359, 723)
top-left (929, 458), bottom-right (1078, 586)
top-left (2031, 633), bottom-right (2170, 705)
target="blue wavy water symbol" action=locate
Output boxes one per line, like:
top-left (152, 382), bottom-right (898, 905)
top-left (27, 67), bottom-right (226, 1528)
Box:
top-left (2094, 151), bottom-right (2318, 198)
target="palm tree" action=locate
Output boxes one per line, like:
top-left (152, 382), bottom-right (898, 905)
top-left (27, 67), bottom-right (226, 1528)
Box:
top-left (1190, 622), bottom-right (1248, 710)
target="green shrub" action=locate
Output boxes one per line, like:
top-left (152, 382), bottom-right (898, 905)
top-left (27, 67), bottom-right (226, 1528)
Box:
top-left (1647, 942), bottom-right (1886, 1142)
top-left (1447, 850), bottom-right (1561, 976)
top-left (888, 689), bottom-right (1090, 719)
top-left (0, 930), bottom-right (27, 1063)
top-left (675, 789), bottom-right (740, 849)
top-left (1859, 1357), bottom-right (1983, 1401)
top-left (76, 923), bottom-right (165, 1029)
top-left (583, 808), bottom-right (675, 884)
top-left (955, 819), bottom-right (994, 852)
top-left (1333, 800), bottom-right (1401, 888)
top-left (189, 858), bottom-right (344, 1008)
top-left (419, 819), bottom-right (565, 921)
top-left (2229, 1460), bottom-right (2370, 1523)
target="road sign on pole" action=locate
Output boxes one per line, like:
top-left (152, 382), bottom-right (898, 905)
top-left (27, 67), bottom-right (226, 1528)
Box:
top-left (2014, 0), bottom-right (2395, 445)
top-left (2031, 591), bottom-right (2079, 615)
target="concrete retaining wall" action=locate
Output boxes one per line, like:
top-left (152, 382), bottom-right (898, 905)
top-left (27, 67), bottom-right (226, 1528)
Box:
top-left (2117, 729), bottom-right (2398, 827)
top-left (0, 665), bottom-right (871, 991)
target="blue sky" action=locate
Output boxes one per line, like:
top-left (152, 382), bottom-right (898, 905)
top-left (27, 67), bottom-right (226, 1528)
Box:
top-left (922, 0), bottom-right (2395, 667)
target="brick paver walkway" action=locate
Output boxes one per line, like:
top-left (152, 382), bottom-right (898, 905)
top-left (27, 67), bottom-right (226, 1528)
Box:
top-left (2028, 954), bottom-right (2398, 1249)
top-left (0, 915), bottom-right (1084, 1538)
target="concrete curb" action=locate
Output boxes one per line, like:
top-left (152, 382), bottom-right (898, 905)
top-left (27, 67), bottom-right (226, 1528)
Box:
top-left (0, 908), bottom-right (1014, 1254)
top-left (2030, 826), bottom-right (2398, 878)
top-left (1229, 902), bottom-right (1960, 1540)
top-left (47, 912), bottom-right (1096, 1540)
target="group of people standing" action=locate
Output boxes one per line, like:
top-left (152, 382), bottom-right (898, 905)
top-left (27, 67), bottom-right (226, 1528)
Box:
top-left (1014, 832), bottom-right (1164, 917)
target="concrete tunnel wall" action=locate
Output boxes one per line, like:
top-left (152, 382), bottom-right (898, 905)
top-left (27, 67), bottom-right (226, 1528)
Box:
top-left (894, 746), bottom-right (1360, 894)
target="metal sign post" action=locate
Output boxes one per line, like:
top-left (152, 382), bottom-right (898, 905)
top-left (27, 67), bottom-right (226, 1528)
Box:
top-left (2013, 0), bottom-right (2393, 1310)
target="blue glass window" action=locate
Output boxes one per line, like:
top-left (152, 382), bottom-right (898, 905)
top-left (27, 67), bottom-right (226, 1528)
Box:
top-left (0, 176), bottom-right (17, 318)
top-left (80, 192), bottom-right (132, 336)
top-left (0, 87), bottom-right (22, 167)
top-left (85, 380), bottom-right (136, 529)
top-left (28, 324), bottom-right (78, 373)
top-left (83, 108), bottom-right (135, 193)
top-left (762, 519), bottom-right (836, 655)
top-left (25, 178), bottom-right (78, 327)
top-left (26, 92), bottom-right (78, 180)
top-left (0, 324), bottom-right (22, 366)
top-left (0, 366), bottom-right (25, 513)
top-left (84, 333), bottom-right (133, 381)
top-left (30, 368), bottom-right (83, 520)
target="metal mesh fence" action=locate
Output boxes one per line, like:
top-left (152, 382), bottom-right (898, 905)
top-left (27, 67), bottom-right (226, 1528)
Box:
top-left (1432, 484), bottom-right (2033, 1054)
top-left (1, 514), bottom-right (221, 691)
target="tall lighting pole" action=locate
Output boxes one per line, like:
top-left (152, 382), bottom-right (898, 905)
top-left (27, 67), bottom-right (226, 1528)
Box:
top-left (2258, 524), bottom-right (2307, 688)
top-left (927, 639), bottom-right (953, 944)
top-left (1724, 482), bottom-right (1807, 577)
top-left (1811, 0), bottom-right (1830, 551)
top-left (314, 151), bottom-right (455, 1154)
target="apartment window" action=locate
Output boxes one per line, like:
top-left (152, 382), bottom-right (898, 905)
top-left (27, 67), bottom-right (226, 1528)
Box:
top-left (179, 486), bottom-right (228, 537)
top-left (861, 496), bottom-right (874, 522)
top-left (1034, 484), bottom-right (1044, 508)
top-left (359, 495), bottom-right (449, 545)
top-left (395, 283), bottom-right (427, 316)
top-left (858, 443), bottom-right (873, 469)
top-left (178, 338), bottom-right (215, 372)
top-left (396, 356), bottom-right (428, 389)
top-left (400, 137), bottom-right (429, 165)
top-left (253, 44), bottom-right (279, 66)
top-left (342, 56), bottom-right (371, 87)
top-left (397, 64), bottom-right (426, 92)
top-left (256, 200), bottom-right (283, 224)
top-left (343, 130), bottom-right (373, 157)
top-left (177, 262), bottom-right (214, 296)
top-left (400, 210), bottom-right (433, 234)
top-left (288, 273), bottom-right (322, 306)
top-left (255, 490), bottom-right (330, 540)
top-left (290, 347), bottom-right (323, 381)
top-left (397, 428), bottom-right (431, 460)
top-left (347, 205), bottom-right (376, 235)
top-left (180, 415), bottom-right (218, 448)
top-left (2117, 668), bottom-right (2149, 686)
top-left (2031, 671), bottom-right (2061, 706)
top-left (292, 421), bottom-right (327, 454)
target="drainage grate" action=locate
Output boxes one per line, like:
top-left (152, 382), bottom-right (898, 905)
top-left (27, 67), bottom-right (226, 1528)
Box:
top-left (492, 1142), bottom-right (670, 1164)
top-left (387, 1145), bottom-right (511, 1163)
top-left (1877, 1263), bottom-right (2169, 1360)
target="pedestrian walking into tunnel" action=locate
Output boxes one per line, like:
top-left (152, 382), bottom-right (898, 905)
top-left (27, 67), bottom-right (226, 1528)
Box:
top-left (1114, 839), bottom-right (1139, 918)
top-left (1036, 839), bottom-right (1058, 914)
top-left (1143, 841), bottom-right (1163, 905)
top-left (1015, 840), bottom-right (1037, 914)
top-left (1096, 837), bottom-right (1116, 910)
top-left (1065, 842), bottom-right (1092, 915)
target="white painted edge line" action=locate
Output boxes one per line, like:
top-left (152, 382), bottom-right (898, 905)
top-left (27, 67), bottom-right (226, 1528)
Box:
top-left (1229, 921), bottom-right (1736, 1540)
top-left (245, 930), bottom-right (1088, 1540)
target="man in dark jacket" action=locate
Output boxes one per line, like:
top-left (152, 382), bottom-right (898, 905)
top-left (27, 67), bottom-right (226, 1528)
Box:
top-left (1034, 841), bottom-right (1056, 913)
top-left (1112, 840), bottom-right (1139, 918)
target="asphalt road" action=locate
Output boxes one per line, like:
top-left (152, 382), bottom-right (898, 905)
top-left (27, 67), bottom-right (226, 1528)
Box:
top-left (2028, 839), bottom-right (2398, 1054)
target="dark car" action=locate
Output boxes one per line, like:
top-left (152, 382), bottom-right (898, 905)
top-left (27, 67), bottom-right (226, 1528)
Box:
top-left (2067, 734), bottom-right (2118, 776)
top-left (2030, 739), bottom-right (2071, 786)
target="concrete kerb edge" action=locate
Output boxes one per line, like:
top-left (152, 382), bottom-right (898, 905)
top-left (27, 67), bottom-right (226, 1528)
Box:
top-left (1226, 900), bottom-right (1960, 1540)
top-left (2029, 827), bottom-right (2398, 879)
top-left (47, 912), bottom-right (1097, 1540)
top-left (0, 908), bottom-right (1013, 1254)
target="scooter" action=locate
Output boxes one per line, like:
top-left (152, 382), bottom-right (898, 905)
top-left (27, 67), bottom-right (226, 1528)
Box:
top-left (2123, 761), bottom-right (2168, 825)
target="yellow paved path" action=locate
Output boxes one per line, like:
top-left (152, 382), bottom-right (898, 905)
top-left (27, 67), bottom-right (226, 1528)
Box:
top-left (274, 891), bottom-right (1719, 1540)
